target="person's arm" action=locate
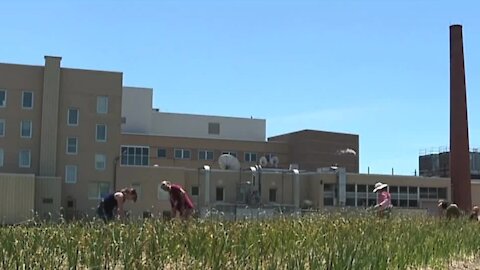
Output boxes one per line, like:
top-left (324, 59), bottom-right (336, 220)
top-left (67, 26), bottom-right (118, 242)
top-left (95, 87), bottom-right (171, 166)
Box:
top-left (115, 192), bottom-right (125, 219)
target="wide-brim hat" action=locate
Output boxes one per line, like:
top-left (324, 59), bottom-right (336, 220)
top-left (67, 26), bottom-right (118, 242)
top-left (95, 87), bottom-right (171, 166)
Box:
top-left (160, 180), bottom-right (171, 188)
top-left (373, 182), bottom-right (388, 193)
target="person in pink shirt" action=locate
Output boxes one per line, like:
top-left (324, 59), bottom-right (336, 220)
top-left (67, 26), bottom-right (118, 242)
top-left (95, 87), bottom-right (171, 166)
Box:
top-left (373, 182), bottom-right (393, 218)
top-left (160, 180), bottom-right (195, 219)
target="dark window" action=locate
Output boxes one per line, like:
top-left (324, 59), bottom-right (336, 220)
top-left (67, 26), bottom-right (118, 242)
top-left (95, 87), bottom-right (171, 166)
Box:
top-left (420, 187), bottom-right (428, 199)
top-left (42, 198), bottom-right (53, 204)
top-left (428, 188), bottom-right (438, 199)
top-left (368, 199), bottom-right (376, 207)
top-left (399, 186), bottom-right (408, 194)
top-left (409, 200), bottom-right (418, 208)
top-left (157, 148), bottom-right (166, 158)
top-left (357, 185), bottom-right (366, 193)
top-left (346, 184), bottom-right (355, 192)
top-left (391, 199), bottom-right (399, 207)
top-left (191, 186), bottom-right (199, 196)
top-left (269, 188), bottom-right (277, 202)
top-left (120, 146), bottom-right (149, 166)
top-left (324, 197), bottom-right (334, 206)
top-left (409, 187), bottom-right (417, 194)
top-left (438, 188), bottom-right (447, 199)
top-left (389, 186), bottom-right (398, 194)
top-left (216, 187), bottom-right (224, 201)
top-left (400, 200), bottom-right (408, 207)
top-left (357, 198), bottom-right (367, 207)
top-left (346, 198), bottom-right (356, 206)
top-left (208, 122), bottom-right (220, 135)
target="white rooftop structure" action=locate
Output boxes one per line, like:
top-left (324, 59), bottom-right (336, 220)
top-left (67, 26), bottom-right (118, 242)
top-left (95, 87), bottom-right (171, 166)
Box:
top-left (121, 87), bottom-right (266, 141)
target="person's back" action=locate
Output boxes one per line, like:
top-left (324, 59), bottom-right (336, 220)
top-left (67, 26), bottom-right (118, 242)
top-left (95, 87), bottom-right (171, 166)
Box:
top-left (102, 193), bottom-right (118, 212)
top-left (170, 184), bottom-right (194, 209)
top-left (446, 203), bottom-right (461, 219)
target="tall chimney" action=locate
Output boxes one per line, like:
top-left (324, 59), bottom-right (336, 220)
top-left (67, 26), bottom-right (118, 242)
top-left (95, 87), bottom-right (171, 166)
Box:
top-left (449, 24), bottom-right (471, 211)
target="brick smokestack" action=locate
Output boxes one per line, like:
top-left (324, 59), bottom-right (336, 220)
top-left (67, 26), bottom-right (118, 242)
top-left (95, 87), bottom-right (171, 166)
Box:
top-left (450, 24), bottom-right (471, 211)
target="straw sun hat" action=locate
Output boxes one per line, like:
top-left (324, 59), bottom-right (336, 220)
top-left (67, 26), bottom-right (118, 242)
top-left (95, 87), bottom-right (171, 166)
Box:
top-left (373, 182), bottom-right (388, 193)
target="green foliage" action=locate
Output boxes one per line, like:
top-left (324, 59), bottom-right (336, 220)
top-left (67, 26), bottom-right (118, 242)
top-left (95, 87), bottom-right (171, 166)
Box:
top-left (0, 214), bottom-right (478, 269)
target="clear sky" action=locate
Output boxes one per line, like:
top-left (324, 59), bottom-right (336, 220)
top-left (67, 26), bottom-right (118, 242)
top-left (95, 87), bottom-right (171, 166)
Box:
top-left (1, 0), bottom-right (479, 175)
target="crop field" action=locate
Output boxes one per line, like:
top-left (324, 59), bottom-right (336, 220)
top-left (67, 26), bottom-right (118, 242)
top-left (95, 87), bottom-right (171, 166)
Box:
top-left (1, 214), bottom-right (479, 269)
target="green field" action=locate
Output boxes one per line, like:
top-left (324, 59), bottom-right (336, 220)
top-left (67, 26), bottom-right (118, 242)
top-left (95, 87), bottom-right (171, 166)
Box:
top-left (0, 214), bottom-right (479, 269)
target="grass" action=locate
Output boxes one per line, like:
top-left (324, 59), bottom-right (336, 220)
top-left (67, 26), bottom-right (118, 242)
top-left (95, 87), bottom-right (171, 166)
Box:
top-left (0, 214), bottom-right (479, 269)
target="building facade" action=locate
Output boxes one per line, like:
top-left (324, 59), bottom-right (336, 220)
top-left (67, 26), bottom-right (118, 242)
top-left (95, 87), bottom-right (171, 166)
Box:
top-left (0, 56), bottom-right (473, 223)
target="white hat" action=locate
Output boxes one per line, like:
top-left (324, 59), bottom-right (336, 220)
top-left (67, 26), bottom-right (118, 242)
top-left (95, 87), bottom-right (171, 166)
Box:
top-left (373, 182), bottom-right (388, 193)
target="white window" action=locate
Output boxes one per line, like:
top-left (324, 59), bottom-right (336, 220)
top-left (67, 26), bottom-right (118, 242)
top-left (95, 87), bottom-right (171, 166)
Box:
top-left (0, 90), bottom-right (6, 107)
top-left (88, 182), bottom-right (111, 200)
top-left (95, 154), bottom-right (106, 170)
top-left (0, 148), bottom-right (4, 167)
top-left (20, 120), bottom-right (32, 138)
top-left (19, 149), bottom-right (31, 168)
top-left (65, 165), bottom-right (77, 184)
top-left (244, 152), bottom-right (257, 162)
top-left (0, 119), bottom-right (5, 137)
top-left (120, 146), bottom-right (149, 166)
top-left (132, 183), bottom-right (142, 200)
top-left (97, 96), bottom-right (108, 114)
top-left (66, 137), bottom-right (78, 154)
top-left (157, 183), bottom-right (169, 201)
top-left (22, 91), bottom-right (33, 109)
top-left (174, 148), bottom-right (191, 159)
top-left (198, 150), bottom-right (214, 160)
top-left (96, 124), bottom-right (107, 142)
top-left (67, 108), bottom-right (79, 126)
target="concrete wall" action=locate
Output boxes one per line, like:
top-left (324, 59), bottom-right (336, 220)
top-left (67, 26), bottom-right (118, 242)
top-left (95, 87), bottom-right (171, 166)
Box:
top-left (121, 87), bottom-right (152, 134)
top-left (35, 176), bottom-right (62, 220)
top-left (0, 173), bottom-right (35, 224)
top-left (150, 112), bottom-right (266, 142)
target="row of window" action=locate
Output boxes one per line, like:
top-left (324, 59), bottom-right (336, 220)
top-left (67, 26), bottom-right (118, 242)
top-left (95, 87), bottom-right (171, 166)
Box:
top-left (65, 154), bottom-right (107, 183)
top-left (0, 121), bottom-right (107, 141)
top-left (0, 149), bottom-right (31, 168)
top-left (324, 184), bottom-right (448, 208)
top-left (0, 148), bottom-right (108, 171)
top-left (0, 90), bottom-right (33, 109)
top-left (0, 90), bottom-right (109, 114)
top-left (120, 146), bottom-right (274, 166)
top-left (0, 120), bottom-right (34, 138)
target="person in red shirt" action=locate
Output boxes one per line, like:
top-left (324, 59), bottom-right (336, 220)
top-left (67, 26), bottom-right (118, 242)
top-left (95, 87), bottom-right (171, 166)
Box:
top-left (160, 180), bottom-right (195, 219)
top-left (373, 182), bottom-right (393, 218)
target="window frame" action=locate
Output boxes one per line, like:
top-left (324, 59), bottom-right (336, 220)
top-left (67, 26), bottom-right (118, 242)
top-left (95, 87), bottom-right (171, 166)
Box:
top-left (67, 108), bottom-right (79, 126)
top-left (244, 152), bottom-right (257, 162)
top-left (0, 119), bottom-right (5, 137)
top-left (0, 90), bottom-right (6, 108)
top-left (198, 150), bottom-right (214, 160)
top-left (95, 154), bottom-right (107, 171)
top-left (65, 165), bottom-right (78, 184)
top-left (19, 149), bottom-right (31, 168)
top-left (174, 148), bottom-right (191, 160)
top-left (120, 146), bottom-right (150, 167)
top-left (97, 96), bottom-right (109, 114)
top-left (66, 137), bottom-right (78, 155)
top-left (20, 120), bottom-right (32, 138)
top-left (0, 148), bottom-right (4, 167)
top-left (22, 91), bottom-right (34, 109)
top-left (88, 182), bottom-right (111, 200)
top-left (96, 124), bottom-right (107, 142)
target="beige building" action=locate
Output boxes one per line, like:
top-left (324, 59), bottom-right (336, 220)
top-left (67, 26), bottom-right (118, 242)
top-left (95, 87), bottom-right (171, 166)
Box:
top-left (0, 56), bottom-right (474, 223)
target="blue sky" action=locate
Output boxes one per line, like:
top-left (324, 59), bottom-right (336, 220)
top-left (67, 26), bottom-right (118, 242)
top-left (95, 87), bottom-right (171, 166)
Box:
top-left (1, 0), bottom-right (479, 175)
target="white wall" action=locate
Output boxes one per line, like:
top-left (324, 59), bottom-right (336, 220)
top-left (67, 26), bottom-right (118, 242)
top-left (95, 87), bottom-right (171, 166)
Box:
top-left (122, 87), bottom-right (266, 141)
top-left (121, 87), bottom-right (152, 133)
top-left (150, 112), bottom-right (266, 141)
